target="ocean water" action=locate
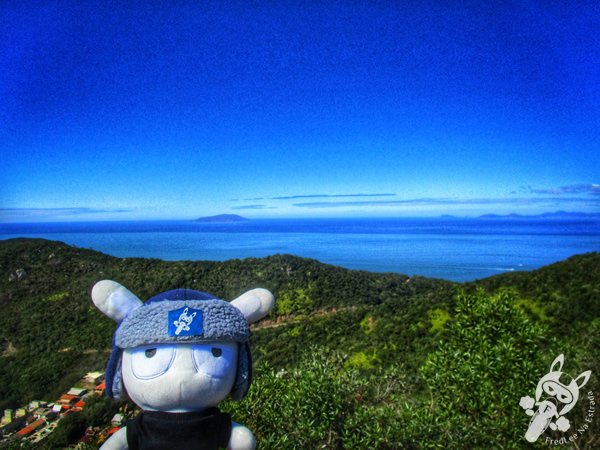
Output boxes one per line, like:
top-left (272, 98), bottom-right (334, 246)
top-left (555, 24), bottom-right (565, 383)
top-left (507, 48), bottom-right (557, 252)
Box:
top-left (1, 218), bottom-right (599, 282)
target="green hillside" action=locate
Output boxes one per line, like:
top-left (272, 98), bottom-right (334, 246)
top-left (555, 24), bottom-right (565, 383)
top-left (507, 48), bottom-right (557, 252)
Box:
top-left (1, 239), bottom-right (598, 448)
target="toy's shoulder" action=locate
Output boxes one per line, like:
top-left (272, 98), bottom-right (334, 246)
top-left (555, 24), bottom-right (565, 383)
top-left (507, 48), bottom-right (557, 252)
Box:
top-left (99, 426), bottom-right (127, 449)
top-left (229, 422), bottom-right (256, 450)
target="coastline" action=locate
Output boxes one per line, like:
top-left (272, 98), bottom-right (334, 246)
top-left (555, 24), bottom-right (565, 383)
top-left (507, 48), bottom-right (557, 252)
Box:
top-left (1, 214), bottom-right (599, 283)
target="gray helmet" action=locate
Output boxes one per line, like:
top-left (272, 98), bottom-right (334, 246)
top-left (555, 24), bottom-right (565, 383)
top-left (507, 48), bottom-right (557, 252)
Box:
top-left (105, 288), bottom-right (252, 401)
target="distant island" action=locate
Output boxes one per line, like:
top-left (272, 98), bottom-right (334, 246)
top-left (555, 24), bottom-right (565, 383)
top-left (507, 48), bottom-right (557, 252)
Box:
top-left (433, 211), bottom-right (599, 220)
top-left (194, 214), bottom-right (249, 223)
top-left (477, 211), bottom-right (600, 220)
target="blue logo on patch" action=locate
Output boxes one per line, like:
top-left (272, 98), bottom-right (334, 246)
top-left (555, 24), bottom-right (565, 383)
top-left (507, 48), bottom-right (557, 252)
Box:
top-left (168, 306), bottom-right (203, 337)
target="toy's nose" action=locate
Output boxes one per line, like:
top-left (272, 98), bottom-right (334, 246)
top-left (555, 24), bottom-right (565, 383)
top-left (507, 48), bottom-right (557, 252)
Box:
top-left (170, 347), bottom-right (202, 405)
top-left (171, 345), bottom-right (196, 372)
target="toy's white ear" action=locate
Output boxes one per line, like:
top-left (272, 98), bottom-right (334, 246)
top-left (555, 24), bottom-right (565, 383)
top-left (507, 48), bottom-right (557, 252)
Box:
top-left (92, 280), bottom-right (143, 322)
top-left (230, 288), bottom-right (275, 324)
top-left (575, 370), bottom-right (592, 389)
top-left (550, 354), bottom-right (565, 373)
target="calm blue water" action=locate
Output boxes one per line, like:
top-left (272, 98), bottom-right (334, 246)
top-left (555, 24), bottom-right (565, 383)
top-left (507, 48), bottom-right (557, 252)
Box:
top-left (1, 218), bottom-right (599, 282)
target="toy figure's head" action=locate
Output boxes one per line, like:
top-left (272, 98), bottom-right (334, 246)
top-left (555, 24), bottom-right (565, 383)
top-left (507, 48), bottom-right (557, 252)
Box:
top-left (534, 354), bottom-right (591, 417)
top-left (92, 281), bottom-right (274, 413)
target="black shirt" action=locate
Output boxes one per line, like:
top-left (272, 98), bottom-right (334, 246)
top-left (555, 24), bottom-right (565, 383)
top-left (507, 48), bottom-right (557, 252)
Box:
top-left (126, 408), bottom-right (232, 450)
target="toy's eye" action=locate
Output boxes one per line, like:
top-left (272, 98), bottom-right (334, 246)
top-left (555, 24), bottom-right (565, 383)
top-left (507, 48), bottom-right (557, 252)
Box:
top-left (192, 343), bottom-right (237, 378)
top-left (130, 345), bottom-right (175, 379)
top-left (543, 382), bottom-right (573, 404)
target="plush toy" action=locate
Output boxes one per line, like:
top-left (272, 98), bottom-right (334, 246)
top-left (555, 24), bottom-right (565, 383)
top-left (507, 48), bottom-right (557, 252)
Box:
top-left (91, 280), bottom-right (275, 450)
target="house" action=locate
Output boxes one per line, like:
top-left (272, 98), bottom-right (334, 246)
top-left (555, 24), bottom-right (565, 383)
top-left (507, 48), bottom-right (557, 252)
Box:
top-left (28, 401), bottom-right (40, 411)
top-left (16, 418), bottom-right (45, 437)
top-left (1, 416), bottom-right (26, 436)
top-left (110, 413), bottom-right (124, 428)
top-left (32, 407), bottom-right (48, 419)
top-left (44, 410), bottom-right (59, 421)
top-left (1, 410), bottom-right (13, 426)
top-left (71, 400), bottom-right (86, 412)
top-left (58, 394), bottom-right (79, 406)
top-left (83, 371), bottom-right (104, 386)
top-left (95, 381), bottom-right (106, 395)
top-left (16, 426), bottom-right (32, 437)
top-left (67, 387), bottom-right (87, 397)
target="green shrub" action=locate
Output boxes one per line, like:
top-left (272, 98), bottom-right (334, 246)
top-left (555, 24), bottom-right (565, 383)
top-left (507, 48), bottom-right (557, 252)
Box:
top-left (413, 289), bottom-right (557, 448)
top-left (223, 348), bottom-right (361, 448)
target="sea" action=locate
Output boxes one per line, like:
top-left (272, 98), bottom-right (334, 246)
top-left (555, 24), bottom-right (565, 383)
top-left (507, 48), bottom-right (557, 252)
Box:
top-left (1, 218), bottom-right (599, 282)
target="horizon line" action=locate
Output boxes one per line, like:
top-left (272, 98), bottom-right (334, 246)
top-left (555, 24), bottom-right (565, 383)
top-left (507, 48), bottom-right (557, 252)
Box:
top-left (1, 210), bottom-right (599, 226)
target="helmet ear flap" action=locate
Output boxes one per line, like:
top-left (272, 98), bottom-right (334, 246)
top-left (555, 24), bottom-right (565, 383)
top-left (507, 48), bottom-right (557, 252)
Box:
top-left (105, 346), bottom-right (124, 399)
top-left (230, 342), bottom-right (252, 400)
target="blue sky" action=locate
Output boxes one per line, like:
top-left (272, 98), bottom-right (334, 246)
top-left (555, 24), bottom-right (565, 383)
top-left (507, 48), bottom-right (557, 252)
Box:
top-left (1, 2), bottom-right (599, 221)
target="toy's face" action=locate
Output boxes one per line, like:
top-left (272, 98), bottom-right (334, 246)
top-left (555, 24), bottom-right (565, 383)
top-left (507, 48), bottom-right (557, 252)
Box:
top-left (92, 282), bottom-right (276, 406)
top-left (536, 372), bottom-right (582, 417)
top-left (541, 378), bottom-right (575, 406)
top-left (122, 342), bottom-right (238, 412)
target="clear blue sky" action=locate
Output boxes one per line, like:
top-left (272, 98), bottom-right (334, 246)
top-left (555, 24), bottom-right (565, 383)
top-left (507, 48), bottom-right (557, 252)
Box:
top-left (1, 1), bottom-right (599, 221)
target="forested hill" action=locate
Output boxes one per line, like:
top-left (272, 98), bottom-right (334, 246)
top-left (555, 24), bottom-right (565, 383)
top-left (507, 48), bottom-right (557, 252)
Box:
top-left (1, 238), bottom-right (599, 448)
top-left (468, 252), bottom-right (600, 337)
top-left (0, 238), bottom-right (454, 408)
top-left (0, 237), bottom-right (452, 311)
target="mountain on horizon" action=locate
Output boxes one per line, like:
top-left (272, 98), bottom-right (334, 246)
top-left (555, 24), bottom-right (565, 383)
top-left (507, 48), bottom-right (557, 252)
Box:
top-left (195, 214), bottom-right (249, 223)
top-left (477, 211), bottom-right (600, 219)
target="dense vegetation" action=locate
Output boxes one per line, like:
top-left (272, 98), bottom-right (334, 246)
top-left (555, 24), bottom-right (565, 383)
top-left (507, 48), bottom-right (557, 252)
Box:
top-left (0, 238), bottom-right (598, 448)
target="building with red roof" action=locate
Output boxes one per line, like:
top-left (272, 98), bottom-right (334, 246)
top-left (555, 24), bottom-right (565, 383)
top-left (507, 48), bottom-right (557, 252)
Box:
top-left (58, 394), bottom-right (79, 405)
top-left (95, 381), bottom-right (106, 395)
top-left (16, 418), bottom-right (45, 437)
